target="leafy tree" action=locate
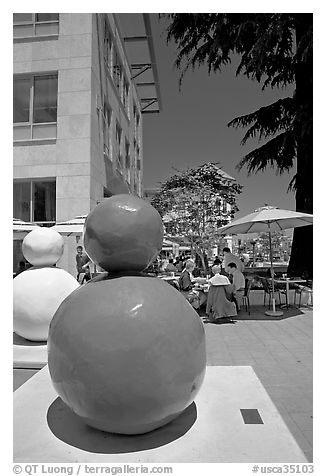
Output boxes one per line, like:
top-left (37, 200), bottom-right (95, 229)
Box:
top-left (151, 162), bottom-right (242, 271)
top-left (161, 13), bottom-right (312, 278)
top-left (257, 232), bottom-right (286, 259)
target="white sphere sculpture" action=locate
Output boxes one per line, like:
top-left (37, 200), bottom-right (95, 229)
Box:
top-left (22, 228), bottom-right (64, 266)
top-left (13, 267), bottom-right (79, 341)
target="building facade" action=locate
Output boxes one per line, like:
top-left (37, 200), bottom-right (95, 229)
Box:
top-left (13, 13), bottom-right (161, 274)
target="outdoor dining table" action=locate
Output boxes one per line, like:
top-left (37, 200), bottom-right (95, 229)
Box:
top-left (158, 275), bottom-right (180, 282)
top-left (273, 277), bottom-right (307, 308)
top-left (193, 283), bottom-right (210, 293)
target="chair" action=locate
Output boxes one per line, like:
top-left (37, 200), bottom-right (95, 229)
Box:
top-left (167, 278), bottom-right (180, 291)
top-left (274, 280), bottom-right (289, 308)
top-left (260, 277), bottom-right (286, 309)
top-left (205, 284), bottom-right (237, 320)
top-left (294, 283), bottom-right (313, 307)
top-left (242, 278), bottom-right (253, 314)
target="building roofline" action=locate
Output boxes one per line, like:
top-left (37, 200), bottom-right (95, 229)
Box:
top-left (142, 13), bottom-right (162, 112)
top-left (115, 13), bottom-right (162, 114)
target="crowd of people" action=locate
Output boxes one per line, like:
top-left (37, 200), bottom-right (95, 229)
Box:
top-left (75, 245), bottom-right (246, 317)
top-left (156, 247), bottom-right (246, 316)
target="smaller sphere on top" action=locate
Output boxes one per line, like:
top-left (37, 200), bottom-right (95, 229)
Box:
top-left (84, 194), bottom-right (164, 272)
top-left (22, 228), bottom-right (64, 266)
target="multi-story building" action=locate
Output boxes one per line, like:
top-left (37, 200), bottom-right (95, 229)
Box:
top-left (13, 13), bottom-right (161, 274)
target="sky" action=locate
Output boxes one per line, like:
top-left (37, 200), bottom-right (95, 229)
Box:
top-left (143, 14), bottom-right (296, 220)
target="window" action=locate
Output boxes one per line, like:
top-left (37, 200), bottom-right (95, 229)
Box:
top-left (133, 104), bottom-right (141, 142)
top-left (116, 123), bottom-right (122, 147)
top-left (134, 141), bottom-right (141, 168)
top-left (121, 75), bottom-right (130, 114)
top-left (113, 52), bottom-right (122, 91)
top-left (115, 123), bottom-right (123, 171)
top-left (103, 18), bottom-right (113, 75)
top-left (13, 180), bottom-right (56, 223)
top-left (103, 97), bottom-right (112, 160)
top-left (135, 145), bottom-right (141, 171)
top-left (13, 13), bottom-right (59, 38)
top-left (125, 139), bottom-right (131, 183)
top-left (103, 19), bottom-right (129, 118)
top-left (13, 73), bottom-right (58, 141)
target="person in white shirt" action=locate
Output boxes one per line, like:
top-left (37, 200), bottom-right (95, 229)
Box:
top-left (222, 247), bottom-right (245, 274)
top-left (228, 262), bottom-right (246, 311)
top-left (208, 264), bottom-right (231, 286)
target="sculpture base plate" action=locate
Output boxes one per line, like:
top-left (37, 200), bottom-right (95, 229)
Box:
top-left (13, 332), bottom-right (47, 369)
top-left (14, 366), bottom-right (306, 463)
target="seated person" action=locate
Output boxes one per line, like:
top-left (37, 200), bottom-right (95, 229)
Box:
top-left (213, 256), bottom-right (222, 266)
top-left (208, 263), bottom-right (231, 286)
top-left (179, 259), bottom-right (205, 310)
top-left (228, 262), bottom-right (245, 311)
top-left (165, 258), bottom-right (178, 273)
top-left (175, 257), bottom-right (184, 273)
top-left (223, 247), bottom-right (245, 274)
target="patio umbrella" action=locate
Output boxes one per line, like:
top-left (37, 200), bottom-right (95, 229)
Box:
top-left (13, 218), bottom-right (39, 240)
top-left (216, 206), bottom-right (313, 316)
top-left (50, 215), bottom-right (87, 237)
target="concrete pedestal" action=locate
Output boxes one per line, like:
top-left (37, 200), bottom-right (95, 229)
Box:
top-left (13, 366), bottom-right (307, 463)
top-left (13, 332), bottom-right (47, 369)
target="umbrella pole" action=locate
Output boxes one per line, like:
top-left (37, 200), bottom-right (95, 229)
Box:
top-left (265, 224), bottom-right (283, 317)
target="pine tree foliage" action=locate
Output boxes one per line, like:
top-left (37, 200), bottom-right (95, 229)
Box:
top-left (161, 13), bottom-right (312, 191)
top-left (161, 13), bottom-right (313, 277)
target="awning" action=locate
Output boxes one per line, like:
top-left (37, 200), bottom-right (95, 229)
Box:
top-left (115, 13), bottom-right (162, 114)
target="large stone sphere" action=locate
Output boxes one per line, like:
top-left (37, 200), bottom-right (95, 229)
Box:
top-left (83, 195), bottom-right (164, 272)
top-left (13, 267), bottom-right (79, 341)
top-left (48, 276), bottom-right (206, 434)
top-left (22, 228), bottom-right (64, 266)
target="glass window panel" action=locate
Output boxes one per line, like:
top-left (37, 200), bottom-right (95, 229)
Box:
top-left (13, 13), bottom-right (33, 23)
top-left (36, 13), bottom-right (59, 22)
top-left (32, 123), bottom-right (56, 139)
top-left (13, 77), bottom-right (31, 123)
top-left (116, 125), bottom-right (122, 145)
top-left (13, 24), bottom-right (34, 37)
top-left (13, 125), bottom-right (31, 141)
top-left (104, 101), bottom-right (111, 125)
top-left (35, 23), bottom-right (59, 36)
top-left (33, 75), bottom-right (57, 123)
top-left (33, 181), bottom-right (56, 222)
top-left (13, 182), bottom-right (31, 222)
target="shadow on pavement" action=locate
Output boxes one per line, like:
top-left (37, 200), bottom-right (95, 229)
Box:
top-left (47, 398), bottom-right (197, 454)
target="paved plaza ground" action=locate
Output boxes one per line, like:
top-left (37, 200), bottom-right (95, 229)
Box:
top-left (203, 289), bottom-right (313, 462)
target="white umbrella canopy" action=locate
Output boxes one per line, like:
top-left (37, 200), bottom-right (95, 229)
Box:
top-left (50, 215), bottom-right (87, 236)
top-left (216, 206), bottom-right (313, 316)
top-left (13, 218), bottom-right (40, 240)
top-left (216, 207), bottom-right (313, 235)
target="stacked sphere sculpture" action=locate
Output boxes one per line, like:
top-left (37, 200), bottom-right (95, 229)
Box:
top-left (13, 227), bottom-right (79, 341)
top-left (48, 195), bottom-right (206, 434)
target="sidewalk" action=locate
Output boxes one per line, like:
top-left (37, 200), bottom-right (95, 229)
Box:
top-left (204, 297), bottom-right (313, 462)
